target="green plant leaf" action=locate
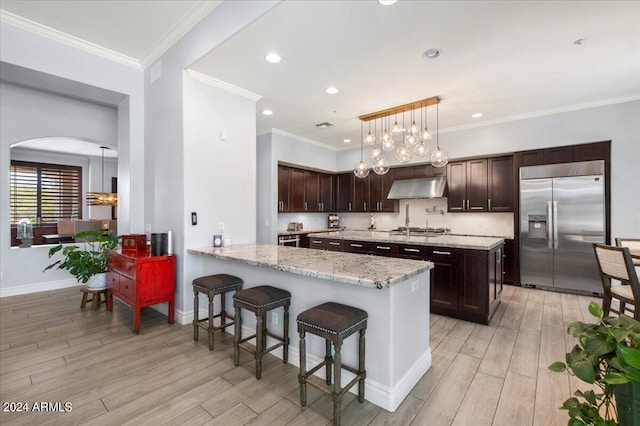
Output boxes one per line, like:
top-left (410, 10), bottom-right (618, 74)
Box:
top-left (588, 301), bottom-right (604, 319)
top-left (603, 372), bottom-right (629, 384)
top-left (549, 362), bottom-right (567, 372)
top-left (622, 366), bottom-right (640, 383)
top-left (570, 358), bottom-right (596, 383)
top-left (618, 344), bottom-right (640, 369)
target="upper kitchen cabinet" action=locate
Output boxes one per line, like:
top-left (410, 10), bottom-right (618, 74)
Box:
top-left (335, 172), bottom-right (354, 212)
top-left (515, 141), bottom-right (610, 167)
top-left (278, 165), bottom-right (290, 212)
top-left (487, 156), bottom-right (514, 211)
top-left (368, 169), bottom-right (398, 212)
top-left (447, 156), bottom-right (514, 212)
top-left (278, 164), bottom-right (333, 213)
top-left (447, 159), bottom-right (488, 212)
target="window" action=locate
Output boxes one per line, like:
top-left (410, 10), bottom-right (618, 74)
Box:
top-left (10, 161), bottom-right (82, 224)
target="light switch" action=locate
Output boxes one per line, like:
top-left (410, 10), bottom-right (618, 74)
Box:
top-left (220, 131), bottom-right (227, 141)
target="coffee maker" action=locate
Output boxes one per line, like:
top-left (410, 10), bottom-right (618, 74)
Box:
top-left (328, 213), bottom-right (341, 228)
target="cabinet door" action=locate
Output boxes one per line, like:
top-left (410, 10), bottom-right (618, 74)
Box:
top-left (573, 141), bottom-right (610, 162)
top-left (319, 173), bottom-right (334, 212)
top-left (305, 171), bottom-right (320, 212)
top-left (428, 247), bottom-right (459, 311)
top-left (503, 239), bottom-right (515, 284)
top-left (380, 168), bottom-right (397, 212)
top-left (487, 156), bottom-right (514, 211)
top-left (368, 173), bottom-right (383, 211)
top-left (544, 146), bottom-right (572, 164)
top-left (446, 161), bottom-right (467, 212)
top-left (393, 166), bottom-right (414, 181)
top-left (517, 150), bottom-right (544, 167)
top-left (335, 173), bottom-right (353, 212)
top-left (353, 174), bottom-right (368, 212)
top-left (466, 159), bottom-right (488, 211)
top-left (277, 165), bottom-right (290, 212)
top-left (459, 250), bottom-right (488, 316)
top-left (289, 168), bottom-right (306, 212)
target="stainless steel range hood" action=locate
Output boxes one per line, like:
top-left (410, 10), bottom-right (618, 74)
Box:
top-left (387, 177), bottom-right (447, 199)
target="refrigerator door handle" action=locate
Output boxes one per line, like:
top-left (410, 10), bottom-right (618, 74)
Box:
top-left (553, 200), bottom-right (558, 249)
top-left (547, 201), bottom-right (553, 248)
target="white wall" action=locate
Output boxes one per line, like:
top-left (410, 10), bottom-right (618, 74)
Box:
top-left (143, 0), bottom-right (279, 319)
top-left (335, 100), bottom-right (640, 238)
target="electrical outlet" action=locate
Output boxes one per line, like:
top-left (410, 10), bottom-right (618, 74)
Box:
top-left (218, 222), bottom-right (225, 232)
top-left (411, 281), bottom-right (419, 292)
top-left (272, 312), bottom-right (279, 325)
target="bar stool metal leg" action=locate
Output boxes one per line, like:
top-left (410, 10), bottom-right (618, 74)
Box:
top-left (193, 290), bottom-right (199, 342)
top-left (333, 340), bottom-right (343, 426)
top-left (208, 293), bottom-right (215, 350)
top-left (233, 306), bottom-right (242, 366)
top-left (359, 328), bottom-right (366, 402)
top-left (283, 304), bottom-right (290, 364)
top-left (255, 313), bottom-right (264, 379)
top-left (325, 340), bottom-right (332, 385)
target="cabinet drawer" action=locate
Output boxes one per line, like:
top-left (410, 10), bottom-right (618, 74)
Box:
top-left (108, 254), bottom-right (136, 278)
top-left (119, 276), bottom-right (135, 300)
top-left (398, 244), bottom-right (430, 259)
top-left (309, 239), bottom-right (326, 250)
top-left (426, 247), bottom-right (459, 261)
top-left (325, 239), bottom-right (345, 251)
top-left (346, 240), bottom-right (373, 254)
top-left (107, 270), bottom-right (119, 292)
top-left (371, 243), bottom-right (398, 257)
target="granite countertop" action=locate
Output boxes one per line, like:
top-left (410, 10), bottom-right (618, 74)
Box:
top-left (277, 228), bottom-right (339, 236)
top-left (188, 243), bottom-right (432, 289)
top-left (307, 230), bottom-right (504, 250)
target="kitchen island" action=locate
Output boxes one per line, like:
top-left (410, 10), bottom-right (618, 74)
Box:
top-left (188, 244), bottom-right (433, 412)
top-left (307, 230), bottom-right (505, 325)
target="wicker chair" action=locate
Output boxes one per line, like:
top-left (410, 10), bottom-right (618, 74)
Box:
top-left (593, 243), bottom-right (640, 319)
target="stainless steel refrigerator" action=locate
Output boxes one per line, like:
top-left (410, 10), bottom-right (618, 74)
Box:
top-left (520, 160), bottom-right (606, 294)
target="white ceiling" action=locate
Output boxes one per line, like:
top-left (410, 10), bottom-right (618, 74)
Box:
top-left (2, 0), bottom-right (639, 151)
top-left (12, 138), bottom-right (118, 158)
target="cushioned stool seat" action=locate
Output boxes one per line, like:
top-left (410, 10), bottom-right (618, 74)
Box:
top-left (297, 302), bottom-right (367, 426)
top-left (192, 274), bottom-right (243, 350)
top-left (233, 285), bottom-right (291, 379)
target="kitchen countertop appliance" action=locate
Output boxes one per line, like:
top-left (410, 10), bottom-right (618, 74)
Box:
top-left (287, 222), bottom-right (303, 232)
top-left (328, 213), bottom-right (341, 228)
top-left (520, 160), bottom-right (605, 294)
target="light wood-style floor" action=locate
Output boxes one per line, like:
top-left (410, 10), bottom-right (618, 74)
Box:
top-left (0, 284), bottom-right (601, 425)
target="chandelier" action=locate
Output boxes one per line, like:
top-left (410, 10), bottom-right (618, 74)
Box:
top-left (86, 146), bottom-right (118, 206)
top-left (354, 96), bottom-right (448, 178)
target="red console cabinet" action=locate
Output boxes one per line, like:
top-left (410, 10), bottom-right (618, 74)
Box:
top-left (107, 250), bottom-right (175, 334)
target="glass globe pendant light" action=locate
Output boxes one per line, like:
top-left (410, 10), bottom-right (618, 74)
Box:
top-left (370, 146), bottom-right (382, 160)
top-left (373, 155), bottom-right (390, 175)
top-left (395, 143), bottom-right (412, 163)
top-left (392, 112), bottom-right (402, 133)
top-left (364, 120), bottom-right (375, 146)
top-left (430, 102), bottom-right (449, 168)
top-left (415, 105), bottom-right (429, 157)
top-left (354, 121), bottom-right (370, 178)
top-left (381, 116), bottom-right (395, 151)
top-left (422, 105), bottom-right (433, 141)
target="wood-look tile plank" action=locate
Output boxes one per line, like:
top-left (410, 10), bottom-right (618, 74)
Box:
top-left (161, 406), bottom-right (213, 426)
top-left (450, 372), bottom-right (503, 426)
top-left (521, 290), bottom-right (544, 330)
top-left (339, 399), bottom-right (382, 426)
top-left (459, 323), bottom-right (498, 359)
top-left (534, 367), bottom-right (571, 426)
top-left (203, 403), bottom-right (257, 426)
top-left (244, 398), bottom-right (302, 426)
top-left (538, 324), bottom-right (566, 370)
top-left (287, 407), bottom-right (332, 426)
top-left (509, 326), bottom-right (541, 379)
top-left (493, 371), bottom-right (536, 426)
top-left (409, 336), bottom-right (466, 401)
top-left (542, 291), bottom-right (563, 326)
top-left (412, 353), bottom-right (480, 425)
top-left (561, 293), bottom-right (584, 324)
top-left (478, 327), bottom-right (517, 379)
top-left (368, 395), bottom-right (424, 426)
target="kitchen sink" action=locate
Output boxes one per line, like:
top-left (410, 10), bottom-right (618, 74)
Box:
top-left (389, 227), bottom-right (449, 237)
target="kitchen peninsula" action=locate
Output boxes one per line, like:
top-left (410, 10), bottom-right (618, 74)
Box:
top-left (188, 244), bottom-right (433, 412)
top-left (307, 230), bottom-right (505, 325)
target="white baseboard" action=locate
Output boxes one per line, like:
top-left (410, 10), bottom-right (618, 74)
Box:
top-left (0, 278), bottom-right (79, 298)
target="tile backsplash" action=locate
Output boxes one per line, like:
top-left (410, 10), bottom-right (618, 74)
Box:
top-left (278, 198), bottom-right (514, 238)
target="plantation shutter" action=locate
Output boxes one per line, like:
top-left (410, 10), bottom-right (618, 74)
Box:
top-left (10, 161), bottom-right (82, 224)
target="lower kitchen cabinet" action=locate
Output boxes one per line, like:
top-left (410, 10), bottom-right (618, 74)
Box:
top-left (313, 236), bottom-right (503, 324)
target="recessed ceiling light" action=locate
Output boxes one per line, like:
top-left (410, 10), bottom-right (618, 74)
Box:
top-left (343, 139), bottom-right (351, 143)
top-left (326, 86), bottom-right (339, 95)
top-left (423, 48), bottom-right (441, 60)
top-left (262, 109), bottom-right (273, 116)
top-left (471, 113), bottom-right (483, 118)
top-left (265, 52), bottom-right (281, 63)
top-left (378, 0), bottom-right (397, 5)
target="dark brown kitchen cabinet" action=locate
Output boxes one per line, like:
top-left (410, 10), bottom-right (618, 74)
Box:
top-left (515, 141), bottom-right (610, 167)
top-left (572, 141), bottom-right (610, 162)
top-left (487, 156), bottom-right (514, 211)
top-left (413, 163), bottom-right (447, 178)
top-left (345, 240), bottom-right (374, 254)
top-left (318, 173), bottom-right (334, 212)
top-left (447, 159), bottom-right (487, 212)
top-left (335, 172), bottom-right (353, 212)
top-left (368, 169), bottom-right (398, 212)
top-left (353, 174), bottom-right (368, 212)
top-left (278, 165), bottom-right (290, 212)
top-left (503, 239), bottom-right (515, 284)
top-left (428, 247), bottom-right (460, 312)
top-left (289, 168), bottom-right (306, 212)
top-left (304, 170), bottom-right (320, 212)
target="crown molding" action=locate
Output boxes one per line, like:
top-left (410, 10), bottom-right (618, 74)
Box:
top-left (0, 10), bottom-right (141, 70)
top-left (185, 69), bottom-right (261, 101)
top-left (441, 94), bottom-right (640, 134)
top-left (139, 1), bottom-right (222, 69)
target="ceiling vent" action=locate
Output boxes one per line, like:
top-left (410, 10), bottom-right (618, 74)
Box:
top-left (315, 122), bottom-right (334, 128)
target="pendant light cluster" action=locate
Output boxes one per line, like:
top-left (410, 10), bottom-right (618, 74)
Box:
top-left (354, 96), bottom-right (448, 178)
top-left (86, 146), bottom-right (118, 206)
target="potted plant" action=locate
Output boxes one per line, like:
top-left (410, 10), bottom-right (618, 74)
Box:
top-left (43, 230), bottom-right (119, 289)
top-left (549, 301), bottom-right (640, 425)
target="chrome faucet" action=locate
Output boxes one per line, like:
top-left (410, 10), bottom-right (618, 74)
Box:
top-left (405, 203), bottom-right (410, 238)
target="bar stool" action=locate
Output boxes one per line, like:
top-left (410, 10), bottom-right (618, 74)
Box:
top-left (80, 286), bottom-right (107, 311)
top-left (297, 302), bottom-right (367, 426)
top-left (192, 274), bottom-right (243, 350)
top-left (233, 285), bottom-right (291, 379)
